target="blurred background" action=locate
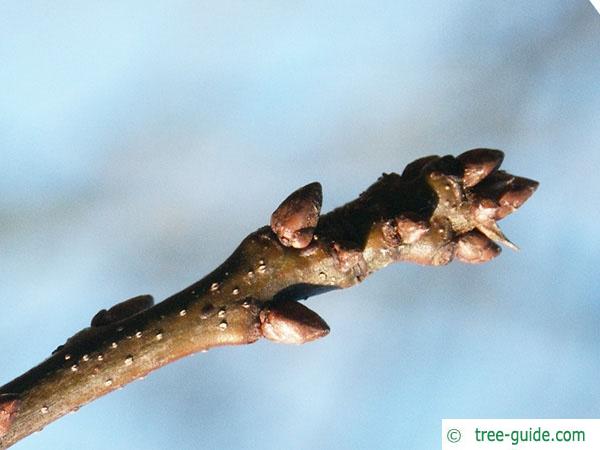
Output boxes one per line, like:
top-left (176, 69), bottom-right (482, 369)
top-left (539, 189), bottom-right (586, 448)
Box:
top-left (1, 1), bottom-right (599, 449)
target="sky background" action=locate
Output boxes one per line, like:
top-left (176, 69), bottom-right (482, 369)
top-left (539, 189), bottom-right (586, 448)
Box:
top-left (1, 1), bottom-right (599, 449)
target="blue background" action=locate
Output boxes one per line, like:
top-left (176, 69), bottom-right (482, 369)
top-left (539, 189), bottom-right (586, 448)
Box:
top-left (1, 1), bottom-right (599, 449)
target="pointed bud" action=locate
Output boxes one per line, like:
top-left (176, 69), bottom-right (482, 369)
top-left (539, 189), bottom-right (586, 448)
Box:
top-left (455, 230), bottom-right (501, 264)
top-left (472, 171), bottom-right (539, 220)
top-left (271, 182), bottom-right (322, 249)
top-left (457, 148), bottom-right (504, 187)
top-left (0, 394), bottom-right (21, 437)
top-left (91, 294), bottom-right (154, 327)
top-left (495, 176), bottom-right (539, 219)
top-left (260, 300), bottom-right (329, 344)
top-left (472, 170), bottom-right (515, 198)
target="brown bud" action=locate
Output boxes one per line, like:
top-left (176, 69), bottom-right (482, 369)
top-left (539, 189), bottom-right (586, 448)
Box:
top-left (271, 182), bottom-right (322, 249)
top-left (495, 176), bottom-right (539, 219)
top-left (91, 294), bottom-right (154, 327)
top-left (471, 169), bottom-right (539, 220)
top-left (455, 230), bottom-right (501, 264)
top-left (471, 170), bottom-right (515, 201)
top-left (0, 394), bottom-right (21, 437)
top-left (259, 300), bottom-right (329, 344)
top-left (457, 148), bottom-right (504, 187)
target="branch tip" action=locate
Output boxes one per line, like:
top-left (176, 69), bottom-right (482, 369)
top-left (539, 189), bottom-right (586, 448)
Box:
top-left (0, 149), bottom-right (538, 448)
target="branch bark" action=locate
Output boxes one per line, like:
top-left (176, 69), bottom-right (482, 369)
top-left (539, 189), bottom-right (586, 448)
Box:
top-left (0, 149), bottom-right (538, 448)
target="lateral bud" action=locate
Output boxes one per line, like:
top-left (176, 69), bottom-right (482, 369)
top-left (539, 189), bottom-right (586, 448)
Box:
top-left (455, 230), bottom-right (501, 264)
top-left (457, 148), bottom-right (504, 187)
top-left (91, 294), bottom-right (154, 327)
top-left (494, 176), bottom-right (539, 220)
top-left (259, 300), bottom-right (330, 344)
top-left (270, 182), bottom-right (322, 249)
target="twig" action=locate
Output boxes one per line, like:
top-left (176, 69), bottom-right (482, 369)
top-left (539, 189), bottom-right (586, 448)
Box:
top-left (0, 149), bottom-right (538, 448)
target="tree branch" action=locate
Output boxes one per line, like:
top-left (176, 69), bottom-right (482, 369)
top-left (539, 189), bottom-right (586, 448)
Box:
top-left (0, 149), bottom-right (538, 448)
